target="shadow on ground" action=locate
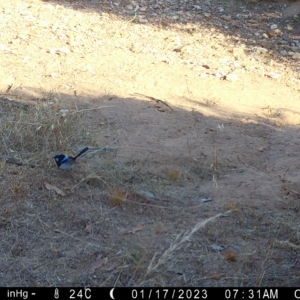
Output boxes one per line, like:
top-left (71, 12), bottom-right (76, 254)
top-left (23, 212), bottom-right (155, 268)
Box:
top-left (1, 89), bottom-right (300, 286)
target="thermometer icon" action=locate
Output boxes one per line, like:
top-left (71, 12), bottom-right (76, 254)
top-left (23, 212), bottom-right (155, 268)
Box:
top-left (54, 288), bottom-right (59, 299)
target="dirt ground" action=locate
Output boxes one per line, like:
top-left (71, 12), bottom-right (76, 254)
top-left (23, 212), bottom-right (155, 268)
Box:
top-left (1, 0), bottom-right (300, 287)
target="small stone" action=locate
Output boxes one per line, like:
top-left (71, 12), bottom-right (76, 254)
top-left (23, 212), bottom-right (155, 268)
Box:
top-left (222, 15), bottom-right (231, 21)
top-left (280, 50), bottom-right (287, 56)
top-left (292, 53), bottom-right (300, 59)
top-left (291, 46), bottom-right (300, 53)
top-left (260, 41), bottom-right (272, 49)
top-left (125, 4), bottom-right (133, 10)
top-left (49, 49), bottom-right (57, 55)
top-left (256, 47), bottom-right (268, 54)
top-left (138, 18), bottom-right (148, 23)
top-left (130, 45), bottom-right (142, 53)
top-left (267, 72), bottom-right (281, 79)
top-left (257, 146), bottom-right (265, 152)
top-left (282, 34), bottom-right (290, 41)
top-left (270, 24), bottom-right (278, 30)
top-left (199, 73), bottom-right (209, 78)
top-left (211, 244), bottom-right (225, 251)
top-left (225, 72), bottom-right (238, 82)
top-left (11, 39), bottom-right (21, 44)
top-left (58, 47), bottom-right (70, 54)
top-left (247, 19), bottom-right (258, 24)
top-left (267, 29), bottom-right (282, 37)
top-left (139, 191), bottom-right (155, 199)
top-left (215, 72), bottom-right (224, 78)
top-left (139, 16), bottom-right (148, 23)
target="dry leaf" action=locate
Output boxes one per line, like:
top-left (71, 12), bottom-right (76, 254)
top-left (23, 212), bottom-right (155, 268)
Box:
top-left (85, 224), bottom-right (92, 234)
top-left (105, 262), bottom-right (117, 272)
top-left (131, 224), bottom-right (146, 233)
top-left (44, 182), bottom-right (66, 196)
top-left (165, 170), bottom-right (181, 181)
top-left (89, 255), bottom-right (107, 274)
top-left (223, 250), bottom-right (237, 262)
top-left (167, 170), bottom-right (181, 181)
top-left (154, 226), bottom-right (165, 234)
top-left (109, 188), bottom-right (127, 206)
top-left (123, 225), bottom-right (146, 234)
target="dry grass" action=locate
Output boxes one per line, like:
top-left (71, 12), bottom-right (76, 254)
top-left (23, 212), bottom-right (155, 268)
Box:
top-left (1, 98), bottom-right (300, 287)
top-left (0, 100), bottom-right (91, 168)
top-left (141, 210), bottom-right (232, 284)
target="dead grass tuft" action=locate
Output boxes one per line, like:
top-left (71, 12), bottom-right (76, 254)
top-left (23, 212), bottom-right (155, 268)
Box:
top-left (223, 250), bottom-right (238, 262)
top-left (166, 169), bottom-right (181, 181)
top-left (109, 188), bottom-right (128, 206)
top-left (0, 100), bottom-right (90, 167)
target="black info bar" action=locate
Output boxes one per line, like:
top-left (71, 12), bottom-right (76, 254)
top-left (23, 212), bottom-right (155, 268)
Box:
top-left (1, 287), bottom-right (299, 300)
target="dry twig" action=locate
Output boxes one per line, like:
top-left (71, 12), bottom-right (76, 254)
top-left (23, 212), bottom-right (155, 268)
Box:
top-left (140, 210), bottom-right (232, 284)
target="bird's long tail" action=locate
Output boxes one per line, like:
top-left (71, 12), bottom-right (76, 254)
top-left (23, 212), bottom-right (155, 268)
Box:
top-left (74, 147), bottom-right (89, 160)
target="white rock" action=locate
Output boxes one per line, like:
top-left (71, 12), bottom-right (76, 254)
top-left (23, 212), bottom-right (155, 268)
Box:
top-left (226, 73), bottom-right (238, 82)
top-left (270, 24), bottom-right (278, 30)
top-left (268, 72), bottom-right (281, 79)
top-left (256, 47), bottom-right (268, 54)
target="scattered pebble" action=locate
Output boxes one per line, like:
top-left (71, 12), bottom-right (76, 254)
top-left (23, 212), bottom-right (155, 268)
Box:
top-left (270, 24), bottom-right (278, 30)
top-left (226, 73), bottom-right (239, 82)
top-left (211, 244), bottom-right (225, 251)
top-left (267, 72), bottom-right (281, 79)
top-left (198, 197), bottom-right (214, 203)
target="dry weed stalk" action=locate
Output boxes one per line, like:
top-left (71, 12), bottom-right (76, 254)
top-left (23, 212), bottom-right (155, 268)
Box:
top-left (212, 146), bottom-right (218, 187)
top-left (274, 239), bottom-right (300, 250)
top-left (71, 172), bottom-right (111, 192)
top-left (142, 210), bottom-right (232, 283)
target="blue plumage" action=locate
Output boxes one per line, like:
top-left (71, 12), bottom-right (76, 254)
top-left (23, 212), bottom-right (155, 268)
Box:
top-left (54, 147), bottom-right (89, 170)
